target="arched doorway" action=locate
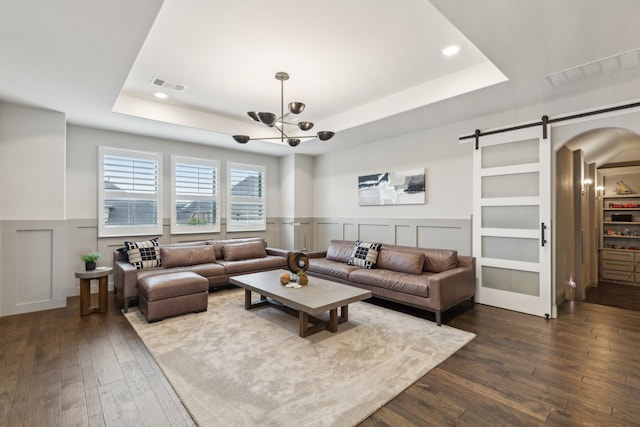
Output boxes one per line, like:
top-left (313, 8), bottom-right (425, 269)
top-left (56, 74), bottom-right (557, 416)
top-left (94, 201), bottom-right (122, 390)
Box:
top-left (553, 117), bottom-right (640, 311)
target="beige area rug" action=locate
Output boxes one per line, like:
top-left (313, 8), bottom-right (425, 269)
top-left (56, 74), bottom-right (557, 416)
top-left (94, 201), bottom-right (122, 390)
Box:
top-left (124, 288), bottom-right (475, 427)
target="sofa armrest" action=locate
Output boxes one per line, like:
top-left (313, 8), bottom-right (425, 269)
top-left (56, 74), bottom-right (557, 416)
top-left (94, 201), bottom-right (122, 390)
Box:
top-left (113, 256), bottom-right (139, 300)
top-left (426, 264), bottom-right (476, 311)
top-left (266, 247), bottom-right (291, 258)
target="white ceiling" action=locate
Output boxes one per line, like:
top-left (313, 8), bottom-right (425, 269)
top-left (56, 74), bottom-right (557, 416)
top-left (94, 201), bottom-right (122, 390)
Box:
top-left (2, 0), bottom-right (640, 163)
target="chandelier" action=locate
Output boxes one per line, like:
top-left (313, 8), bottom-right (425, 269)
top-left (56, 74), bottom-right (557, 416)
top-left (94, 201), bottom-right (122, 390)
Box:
top-left (232, 72), bottom-right (335, 147)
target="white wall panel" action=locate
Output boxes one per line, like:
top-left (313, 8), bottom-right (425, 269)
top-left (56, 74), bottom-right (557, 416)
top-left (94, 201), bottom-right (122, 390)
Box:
top-left (358, 223), bottom-right (393, 244)
top-left (417, 223), bottom-right (469, 254)
top-left (313, 217), bottom-right (471, 254)
top-left (316, 222), bottom-right (342, 250)
top-left (395, 225), bottom-right (415, 247)
top-left (2, 221), bottom-right (68, 315)
top-left (17, 230), bottom-right (53, 303)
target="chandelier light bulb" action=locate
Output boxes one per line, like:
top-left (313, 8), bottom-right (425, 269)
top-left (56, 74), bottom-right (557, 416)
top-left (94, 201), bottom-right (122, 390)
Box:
top-left (298, 121), bottom-right (314, 131)
top-left (288, 102), bottom-right (305, 114)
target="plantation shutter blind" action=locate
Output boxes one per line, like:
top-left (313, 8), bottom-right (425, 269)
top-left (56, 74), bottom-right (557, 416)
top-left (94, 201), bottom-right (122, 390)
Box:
top-left (99, 146), bottom-right (162, 237)
top-left (227, 163), bottom-right (266, 231)
top-left (171, 157), bottom-right (220, 234)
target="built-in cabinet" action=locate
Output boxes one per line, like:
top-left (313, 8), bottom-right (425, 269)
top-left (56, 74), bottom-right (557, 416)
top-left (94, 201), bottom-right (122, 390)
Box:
top-left (599, 166), bottom-right (640, 286)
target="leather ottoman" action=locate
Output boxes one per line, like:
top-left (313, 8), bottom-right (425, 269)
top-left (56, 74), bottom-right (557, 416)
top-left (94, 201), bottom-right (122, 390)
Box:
top-left (138, 271), bottom-right (208, 322)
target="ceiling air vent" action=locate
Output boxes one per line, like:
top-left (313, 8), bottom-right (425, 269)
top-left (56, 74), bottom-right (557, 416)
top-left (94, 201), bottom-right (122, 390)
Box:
top-left (151, 77), bottom-right (187, 93)
top-left (545, 48), bottom-right (640, 88)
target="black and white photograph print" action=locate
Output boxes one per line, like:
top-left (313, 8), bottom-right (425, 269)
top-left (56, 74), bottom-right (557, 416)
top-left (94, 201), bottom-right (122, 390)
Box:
top-left (358, 168), bottom-right (426, 206)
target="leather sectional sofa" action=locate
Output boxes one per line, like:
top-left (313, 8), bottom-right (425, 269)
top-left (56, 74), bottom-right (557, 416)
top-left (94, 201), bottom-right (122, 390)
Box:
top-left (305, 240), bottom-right (476, 325)
top-left (113, 237), bottom-right (287, 312)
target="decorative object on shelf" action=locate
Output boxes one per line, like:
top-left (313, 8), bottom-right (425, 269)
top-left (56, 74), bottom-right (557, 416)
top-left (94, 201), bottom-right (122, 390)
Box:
top-left (616, 181), bottom-right (634, 195)
top-left (232, 72), bottom-right (335, 147)
top-left (279, 273), bottom-right (290, 285)
top-left (288, 252), bottom-right (310, 285)
top-left (288, 252), bottom-right (309, 273)
top-left (81, 252), bottom-right (101, 271)
top-left (297, 271), bottom-right (308, 286)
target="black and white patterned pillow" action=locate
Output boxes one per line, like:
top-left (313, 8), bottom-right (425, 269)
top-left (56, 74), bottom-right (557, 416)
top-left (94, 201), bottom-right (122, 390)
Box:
top-left (125, 238), bottom-right (161, 270)
top-left (347, 240), bottom-right (382, 269)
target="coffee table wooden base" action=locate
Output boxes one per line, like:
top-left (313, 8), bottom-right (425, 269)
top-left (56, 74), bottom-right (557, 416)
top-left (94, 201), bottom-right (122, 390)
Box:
top-left (244, 289), bottom-right (349, 337)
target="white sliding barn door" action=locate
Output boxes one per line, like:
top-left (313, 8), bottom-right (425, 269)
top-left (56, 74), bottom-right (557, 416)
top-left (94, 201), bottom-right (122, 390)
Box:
top-left (472, 127), bottom-right (553, 318)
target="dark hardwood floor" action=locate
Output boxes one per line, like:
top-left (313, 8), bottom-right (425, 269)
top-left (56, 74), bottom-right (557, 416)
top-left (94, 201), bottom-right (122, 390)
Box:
top-left (585, 281), bottom-right (640, 311)
top-left (1, 287), bottom-right (639, 426)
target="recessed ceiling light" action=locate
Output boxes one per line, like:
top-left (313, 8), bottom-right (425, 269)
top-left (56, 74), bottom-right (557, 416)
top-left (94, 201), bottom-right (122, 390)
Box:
top-left (154, 92), bottom-right (168, 99)
top-left (442, 45), bottom-right (460, 56)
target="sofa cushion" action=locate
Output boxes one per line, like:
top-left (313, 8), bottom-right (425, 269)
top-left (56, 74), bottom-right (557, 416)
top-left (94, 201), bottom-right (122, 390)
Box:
top-left (308, 258), bottom-right (361, 281)
top-left (347, 240), bottom-right (382, 269)
top-left (207, 237), bottom-right (265, 259)
top-left (326, 241), bottom-right (355, 263)
top-left (423, 249), bottom-right (458, 273)
top-left (217, 255), bottom-right (287, 274)
top-left (125, 238), bottom-right (161, 270)
top-left (222, 241), bottom-right (267, 261)
top-left (349, 269), bottom-right (429, 298)
top-left (160, 245), bottom-right (216, 268)
top-left (377, 248), bottom-right (425, 275)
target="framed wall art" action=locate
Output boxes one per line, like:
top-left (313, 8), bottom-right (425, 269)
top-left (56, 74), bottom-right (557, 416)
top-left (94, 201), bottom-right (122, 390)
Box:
top-left (358, 168), bottom-right (426, 206)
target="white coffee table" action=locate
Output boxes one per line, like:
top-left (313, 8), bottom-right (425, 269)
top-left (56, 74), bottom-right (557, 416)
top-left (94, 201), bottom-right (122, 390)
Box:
top-left (230, 269), bottom-right (372, 337)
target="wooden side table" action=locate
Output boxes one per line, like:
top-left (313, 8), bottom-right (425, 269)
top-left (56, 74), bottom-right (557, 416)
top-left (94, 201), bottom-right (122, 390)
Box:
top-left (75, 267), bottom-right (113, 316)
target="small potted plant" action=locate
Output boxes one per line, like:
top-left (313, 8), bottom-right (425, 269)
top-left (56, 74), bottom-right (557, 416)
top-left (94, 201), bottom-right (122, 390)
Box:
top-left (81, 252), bottom-right (101, 271)
top-left (296, 270), bottom-right (308, 286)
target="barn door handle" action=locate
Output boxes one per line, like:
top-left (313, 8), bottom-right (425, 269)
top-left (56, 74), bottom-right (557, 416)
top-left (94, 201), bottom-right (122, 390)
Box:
top-left (541, 222), bottom-right (547, 247)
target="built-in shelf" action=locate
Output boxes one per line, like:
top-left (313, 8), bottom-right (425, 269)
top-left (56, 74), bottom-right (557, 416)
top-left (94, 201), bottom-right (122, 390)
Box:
top-left (603, 194), bottom-right (640, 199)
top-left (604, 221), bottom-right (640, 225)
top-left (600, 167), bottom-right (640, 285)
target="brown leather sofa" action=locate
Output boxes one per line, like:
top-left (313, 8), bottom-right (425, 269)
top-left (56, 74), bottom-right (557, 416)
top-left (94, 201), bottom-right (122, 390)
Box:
top-left (113, 237), bottom-right (288, 312)
top-left (305, 240), bottom-right (476, 325)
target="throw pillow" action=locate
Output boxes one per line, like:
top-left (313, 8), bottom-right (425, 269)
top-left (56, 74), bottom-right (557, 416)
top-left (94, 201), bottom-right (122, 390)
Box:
top-left (347, 240), bottom-right (382, 269)
top-left (125, 238), bottom-right (161, 270)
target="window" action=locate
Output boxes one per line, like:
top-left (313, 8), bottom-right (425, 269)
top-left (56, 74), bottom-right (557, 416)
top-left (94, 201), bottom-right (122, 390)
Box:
top-left (227, 162), bottom-right (266, 231)
top-left (171, 156), bottom-right (220, 234)
top-left (98, 146), bottom-right (163, 237)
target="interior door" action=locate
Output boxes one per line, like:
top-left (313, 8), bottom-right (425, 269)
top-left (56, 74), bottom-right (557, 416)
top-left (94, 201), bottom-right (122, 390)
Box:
top-left (472, 126), bottom-right (553, 318)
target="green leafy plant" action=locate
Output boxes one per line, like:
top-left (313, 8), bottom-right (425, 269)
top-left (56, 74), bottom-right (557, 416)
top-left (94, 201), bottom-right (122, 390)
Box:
top-left (188, 217), bottom-right (209, 225)
top-left (81, 252), bottom-right (101, 263)
top-left (296, 270), bottom-right (307, 277)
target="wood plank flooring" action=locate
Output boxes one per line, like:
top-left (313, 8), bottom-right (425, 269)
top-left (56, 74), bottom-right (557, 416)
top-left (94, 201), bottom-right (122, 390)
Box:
top-left (585, 281), bottom-right (640, 311)
top-left (1, 287), bottom-right (639, 426)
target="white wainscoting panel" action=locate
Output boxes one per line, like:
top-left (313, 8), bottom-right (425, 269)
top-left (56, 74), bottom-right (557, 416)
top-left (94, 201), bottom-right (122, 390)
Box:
top-left (316, 222), bottom-right (341, 251)
top-left (17, 229), bottom-right (54, 304)
top-left (2, 221), bottom-right (68, 315)
top-left (395, 225), bottom-right (415, 247)
top-left (312, 217), bottom-right (472, 255)
top-left (358, 223), bottom-right (393, 245)
top-left (417, 223), bottom-right (470, 254)
top-left (344, 223), bottom-right (358, 241)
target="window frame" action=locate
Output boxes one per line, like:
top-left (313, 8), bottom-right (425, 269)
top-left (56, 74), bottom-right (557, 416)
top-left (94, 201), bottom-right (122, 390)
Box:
top-left (226, 162), bottom-right (267, 232)
top-left (98, 146), bottom-right (163, 238)
top-left (170, 155), bottom-right (220, 235)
